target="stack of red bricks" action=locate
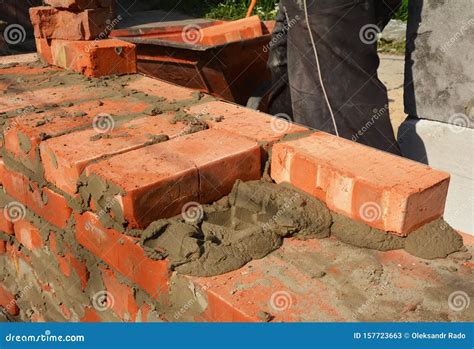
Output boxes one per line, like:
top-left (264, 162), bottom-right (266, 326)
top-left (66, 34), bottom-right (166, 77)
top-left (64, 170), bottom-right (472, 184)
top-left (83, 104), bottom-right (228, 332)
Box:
top-left (30, 0), bottom-right (136, 77)
top-left (0, 50), bottom-right (453, 320)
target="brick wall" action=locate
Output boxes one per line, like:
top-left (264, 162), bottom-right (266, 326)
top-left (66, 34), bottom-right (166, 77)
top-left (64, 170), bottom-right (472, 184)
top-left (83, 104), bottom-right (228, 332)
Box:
top-left (0, 3), bottom-right (454, 321)
top-left (0, 55), bottom-right (452, 321)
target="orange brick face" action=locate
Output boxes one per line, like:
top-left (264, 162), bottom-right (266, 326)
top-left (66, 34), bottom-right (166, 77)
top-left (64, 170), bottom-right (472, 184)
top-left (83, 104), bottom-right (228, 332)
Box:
top-left (100, 267), bottom-right (139, 322)
top-left (51, 39), bottom-right (137, 77)
top-left (13, 219), bottom-right (43, 250)
top-left (125, 75), bottom-right (196, 101)
top-left (271, 132), bottom-right (450, 235)
top-left (0, 285), bottom-right (19, 316)
top-left (29, 7), bottom-right (113, 40)
top-left (0, 240), bottom-right (6, 254)
top-left (75, 212), bottom-right (170, 300)
top-left (40, 114), bottom-right (187, 195)
top-left (3, 97), bottom-right (151, 173)
top-left (49, 232), bottom-right (89, 290)
top-left (34, 38), bottom-right (53, 65)
top-left (2, 167), bottom-right (72, 228)
top-left (84, 129), bottom-right (261, 228)
top-left (199, 16), bottom-right (263, 45)
top-left (186, 101), bottom-right (309, 147)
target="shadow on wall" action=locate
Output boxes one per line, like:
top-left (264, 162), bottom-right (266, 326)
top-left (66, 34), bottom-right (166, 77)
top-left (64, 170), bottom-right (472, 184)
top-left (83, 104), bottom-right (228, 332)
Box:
top-left (399, 0), bottom-right (427, 165)
top-left (113, 0), bottom-right (194, 28)
top-left (0, 0), bottom-right (42, 55)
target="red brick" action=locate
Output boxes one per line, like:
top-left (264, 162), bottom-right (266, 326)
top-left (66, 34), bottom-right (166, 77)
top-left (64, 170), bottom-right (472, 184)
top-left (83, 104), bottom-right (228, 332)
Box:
top-left (29, 7), bottom-right (113, 40)
top-left (138, 303), bottom-right (152, 322)
top-left (179, 238), bottom-right (367, 322)
top-left (0, 202), bottom-right (16, 236)
top-left (3, 97), bottom-right (151, 173)
top-left (49, 232), bottom-right (89, 290)
top-left (13, 219), bottom-right (43, 250)
top-left (0, 84), bottom-right (113, 114)
top-left (167, 16), bottom-right (263, 46)
top-left (0, 284), bottom-right (19, 316)
top-left (100, 267), bottom-right (139, 322)
top-left (186, 101), bottom-right (309, 147)
top-left (40, 113), bottom-right (187, 195)
top-left (60, 303), bottom-right (72, 320)
top-left (156, 128), bottom-right (262, 203)
top-left (0, 158), bottom-right (5, 184)
top-left (80, 307), bottom-right (102, 322)
top-left (44, 0), bottom-right (112, 10)
top-left (84, 129), bottom-right (261, 228)
top-left (35, 38), bottom-right (53, 65)
top-left (0, 80), bottom-right (9, 95)
top-left (30, 313), bottom-right (46, 322)
top-left (124, 75), bottom-right (195, 101)
top-left (51, 39), bottom-right (136, 77)
top-left (6, 242), bottom-right (32, 265)
top-left (271, 132), bottom-right (450, 235)
top-left (0, 53), bottom-right (39, 66)
top-left (0, 240), bottom-right (6, 253)
top-left (75, 212), bottom-right (170, 300)
top-left (199, 16), bottom-right (263, 45)
top-left (2, 167), bottom-right (72, 228)
top-left (0, 64), bottom-right (60, 96)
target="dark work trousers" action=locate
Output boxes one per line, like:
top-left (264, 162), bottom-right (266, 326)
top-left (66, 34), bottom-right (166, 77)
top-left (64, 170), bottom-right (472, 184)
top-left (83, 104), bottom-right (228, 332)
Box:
top-left (267, 0), bottom-right (402, 155)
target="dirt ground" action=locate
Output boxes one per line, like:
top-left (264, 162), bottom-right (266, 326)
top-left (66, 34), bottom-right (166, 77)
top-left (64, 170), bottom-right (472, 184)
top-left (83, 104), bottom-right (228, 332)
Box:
top-left (379, 54), bottom-right (406, 135)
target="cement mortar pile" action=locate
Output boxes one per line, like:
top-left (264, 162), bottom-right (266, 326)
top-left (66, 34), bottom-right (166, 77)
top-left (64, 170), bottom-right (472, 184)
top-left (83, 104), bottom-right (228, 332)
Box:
top-left (139, 180), bottom-right (466, 277)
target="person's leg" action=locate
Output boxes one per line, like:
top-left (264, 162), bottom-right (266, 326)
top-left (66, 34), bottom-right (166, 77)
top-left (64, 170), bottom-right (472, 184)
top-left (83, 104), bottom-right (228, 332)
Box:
top-left (281, 0), bottom-right (401, 155)
top-left (375, 0), bottom-right (403, 30)
top-left (266, 3), bottom-right (293, 117)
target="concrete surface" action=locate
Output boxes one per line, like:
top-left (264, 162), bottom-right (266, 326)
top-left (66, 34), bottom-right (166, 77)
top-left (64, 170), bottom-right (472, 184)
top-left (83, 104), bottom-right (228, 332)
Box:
top-left (398, 118), bottom-right (474, 235)
top-left (405, 0), bottom-right (474, 127)
top-left (381, 19), bottom-right (406, 42)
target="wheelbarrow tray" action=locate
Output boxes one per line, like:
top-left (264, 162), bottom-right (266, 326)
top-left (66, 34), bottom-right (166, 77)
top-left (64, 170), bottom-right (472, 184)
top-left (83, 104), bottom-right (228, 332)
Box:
top-left (110, 20), bottom-right (274, 105)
